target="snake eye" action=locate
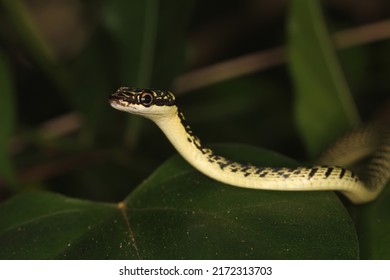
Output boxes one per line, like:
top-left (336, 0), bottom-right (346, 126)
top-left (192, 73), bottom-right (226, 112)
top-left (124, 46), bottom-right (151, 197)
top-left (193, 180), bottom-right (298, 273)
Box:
top-left (140, 92), bottom-right (154, 107)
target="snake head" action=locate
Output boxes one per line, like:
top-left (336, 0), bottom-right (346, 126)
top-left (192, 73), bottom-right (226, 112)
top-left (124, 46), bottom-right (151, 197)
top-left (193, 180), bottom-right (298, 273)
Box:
top-left (109, 87), bottom-right (177, 119)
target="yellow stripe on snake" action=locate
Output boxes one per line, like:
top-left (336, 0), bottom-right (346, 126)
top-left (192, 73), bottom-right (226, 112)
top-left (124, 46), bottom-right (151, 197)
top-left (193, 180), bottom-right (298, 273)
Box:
top-left (109, 87), bottom-right (390, 204)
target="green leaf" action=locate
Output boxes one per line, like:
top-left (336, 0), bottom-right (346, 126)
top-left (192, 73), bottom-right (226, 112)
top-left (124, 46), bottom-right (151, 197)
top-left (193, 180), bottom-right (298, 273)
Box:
top-left (288, 0), bottom-right (360, 158)
top-left (101, 0), bottom-right (192, 88)
top-left (0, 0), bottom-right (67, 89)
top-left (0, 0), bottom-right (55, 67)
top-left (357, 181), bottom-right (390, 259)
top-left (101, 0), bottom-right (158, 87)
top-left (0, 145), bottom-right (358, 259)
top-left (0, 51), bottom-right (16, 185)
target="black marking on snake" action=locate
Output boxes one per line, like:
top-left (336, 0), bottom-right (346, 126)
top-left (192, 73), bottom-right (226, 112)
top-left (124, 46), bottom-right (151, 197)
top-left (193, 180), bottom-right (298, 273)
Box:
top-left (271, 167), bottom-right (283, 172)
top-left (255, 168), bottom-right (265, 175)
top-left (339, 168), bottom-right (346, 179)
top-left (325, 167), bottom-right (333, 178)
top-left (177, 106), bottom-right (281, 175)
top-left (293, 170), bottom-right (301, 175)
top-left (277, 171), bottom-right (290, 179)
top-left (217, 161), bottom-right (230, 170)
top-left (259, 172), bottom-right (268, 178)
top-left (211, 155), bottom-right (223, 161)
top-left (177, 108), bottom-right (210, 155)
top-left (177, 108), bottom-right (213, 158)
top-left (240, 166), bottom-right (250, 173)
top-left (308, 168), bottom-right (318, 179)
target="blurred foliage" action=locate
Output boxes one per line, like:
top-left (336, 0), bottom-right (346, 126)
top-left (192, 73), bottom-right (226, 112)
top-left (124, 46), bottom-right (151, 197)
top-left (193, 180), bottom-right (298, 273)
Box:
top-left (0, 0), bottom-right (389, 259)
top-left (0, 50), bottom-right (16, 185)
top-left (289, 0), bottom-right (359, 158)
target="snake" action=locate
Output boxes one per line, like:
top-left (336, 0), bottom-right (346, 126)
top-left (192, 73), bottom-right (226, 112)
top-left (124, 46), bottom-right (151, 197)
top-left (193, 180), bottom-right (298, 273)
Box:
top-left (109, 87), bottom-right (390, 204)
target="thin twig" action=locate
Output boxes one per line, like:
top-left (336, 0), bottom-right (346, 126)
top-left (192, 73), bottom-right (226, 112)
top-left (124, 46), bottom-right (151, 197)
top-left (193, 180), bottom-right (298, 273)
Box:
top-left (10, 112), bottom-right (82, 154)
top-left (334, 19), bottom-right (390, 49)
top-left (174, 47), bottom-right (285, 94)
top-left (174, 19), bottom-right (390, 94)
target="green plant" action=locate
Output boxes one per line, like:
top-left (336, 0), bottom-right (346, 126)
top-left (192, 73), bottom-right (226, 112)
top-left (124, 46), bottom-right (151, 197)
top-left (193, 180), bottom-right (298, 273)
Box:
top-left (0, 0), bottom-right (389, 259)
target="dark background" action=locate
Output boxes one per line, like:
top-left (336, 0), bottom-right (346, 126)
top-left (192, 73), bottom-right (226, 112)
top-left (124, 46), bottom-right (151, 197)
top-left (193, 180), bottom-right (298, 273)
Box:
top-left (0, 0), bottom-right (389, 202)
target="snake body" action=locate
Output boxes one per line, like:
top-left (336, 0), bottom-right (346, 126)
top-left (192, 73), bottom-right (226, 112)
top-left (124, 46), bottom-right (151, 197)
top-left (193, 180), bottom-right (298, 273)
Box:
top-left (109, 87), bottom-right (390, 204)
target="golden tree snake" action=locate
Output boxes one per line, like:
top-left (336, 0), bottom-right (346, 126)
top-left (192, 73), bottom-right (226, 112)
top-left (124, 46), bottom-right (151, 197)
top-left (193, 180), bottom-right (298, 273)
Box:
top-left (109, 87), bottom-right (390, 204)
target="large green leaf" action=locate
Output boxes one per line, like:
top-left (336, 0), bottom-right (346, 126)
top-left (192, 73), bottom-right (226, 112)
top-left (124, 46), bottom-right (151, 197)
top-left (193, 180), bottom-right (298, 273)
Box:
top-left (0, 50), bottom-right (16, 185)
top-left (0, 145), bottom-right (358, 259)
top-left (288, 0), bottom-right (360, 158)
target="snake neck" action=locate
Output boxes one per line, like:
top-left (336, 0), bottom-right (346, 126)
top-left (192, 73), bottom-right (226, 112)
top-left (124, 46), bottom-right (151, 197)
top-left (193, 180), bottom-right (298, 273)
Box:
top-left (154, 107), bottom-right (216, 168)
top-left (154, 107), bottom-right (255, 181)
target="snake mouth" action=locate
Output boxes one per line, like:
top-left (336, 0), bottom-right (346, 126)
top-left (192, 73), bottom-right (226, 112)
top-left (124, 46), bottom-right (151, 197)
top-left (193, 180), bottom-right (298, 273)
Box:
top-left (109, 87), bottom-right (151, 115)
top-left (109, 87), bottom-right (138, 106)
top-left (109, 88), bottom-right (147, 114)
top-left (108, 94), bottom-right (120, 103)
top-left (108, 93), bottom-right (125, 104)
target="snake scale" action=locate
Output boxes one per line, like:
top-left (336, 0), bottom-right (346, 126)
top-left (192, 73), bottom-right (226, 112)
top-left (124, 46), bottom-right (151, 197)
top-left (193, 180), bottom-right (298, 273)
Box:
top-left (109, 87), bottom-right (390, 204)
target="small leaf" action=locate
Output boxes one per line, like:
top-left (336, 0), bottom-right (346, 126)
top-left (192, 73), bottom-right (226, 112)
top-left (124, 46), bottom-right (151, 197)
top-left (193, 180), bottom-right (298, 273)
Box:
top-left (288, 0), bottom-right (360, 158)
top-left (0, 145), bottom-right (358, 259)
